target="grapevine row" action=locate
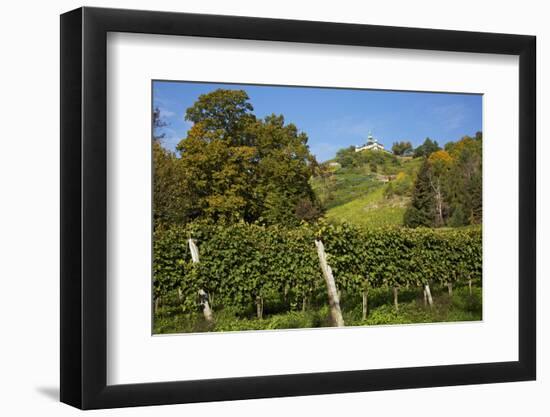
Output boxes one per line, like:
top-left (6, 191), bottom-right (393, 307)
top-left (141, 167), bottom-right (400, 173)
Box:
top-left (153, 222), bottom-right (481, 315)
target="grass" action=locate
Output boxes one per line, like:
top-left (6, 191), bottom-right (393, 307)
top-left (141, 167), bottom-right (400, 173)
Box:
top-left (325, 186), bottom-right (408, 227)
top-left (153, 285), bottom-right (482, 334)
top-left (311, 167), bottom-right (381, 209)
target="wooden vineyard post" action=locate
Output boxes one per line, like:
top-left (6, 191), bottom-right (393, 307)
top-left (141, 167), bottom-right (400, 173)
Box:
top-left (447, 282), bottom-right (453, 297)
top-left (468, 276), bottom-right (473, 295)
top-left (423, 287), bottom-right (427, 306)
top-left (362, 289), bottom-right (368, 320)
top-left (362, 275), bottom-right (369, 320)
top-left (393, 286), bottom-right (399, 312)
top-left (188, 238), bottom-right (214, 323)
top-left (315, 240), bottom-right (345, 327)
top-left (424, 283), bottom-right (433, 307)
top-left (256, 296), bottom-right (263, 319)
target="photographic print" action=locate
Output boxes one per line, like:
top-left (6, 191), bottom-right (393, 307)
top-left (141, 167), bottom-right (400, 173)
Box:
top-left (152, 81), bottom-right (482, 334)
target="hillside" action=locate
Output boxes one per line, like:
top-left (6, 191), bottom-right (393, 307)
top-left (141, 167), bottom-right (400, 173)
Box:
top-left (311, 151), bottom-right (422, 228)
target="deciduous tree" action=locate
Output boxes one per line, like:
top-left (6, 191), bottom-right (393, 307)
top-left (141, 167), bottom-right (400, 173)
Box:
top-left (155, 89), bottom-right (321, 226)
top-left (391, 141), bottom-right (413, 156)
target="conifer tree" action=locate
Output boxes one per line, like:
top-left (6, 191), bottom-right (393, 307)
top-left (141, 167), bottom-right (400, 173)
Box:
top-left (404, 158), bottom-right (435, 227)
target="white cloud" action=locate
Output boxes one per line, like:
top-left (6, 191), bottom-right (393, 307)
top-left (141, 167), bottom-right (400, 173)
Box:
top-left (159, 108), bottom-right (175, 118)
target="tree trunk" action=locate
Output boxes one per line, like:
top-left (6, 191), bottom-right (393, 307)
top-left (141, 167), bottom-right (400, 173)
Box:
top-left (424, 283), bottom-right (433, 307)
top-left (188, 238), bottom-right (213, 323)
top-left (447, 282), bottom-right (453, 297)
top-left (429, 177), bottom-right (444, 227)
top-left (393, 287), bottom-right (399, 312)
top-left (468, 278), bottom-right (472, 295)
top-left (362, 290), bottom-right (369, 320)
top-left (435, 189), bottom-right (444, 227)
top-left (154, 297), bottom-right (160, 314)
top-left (315, 240), bottom-right (345, 327)
top-left (302, 296), bottom-right (307, 312)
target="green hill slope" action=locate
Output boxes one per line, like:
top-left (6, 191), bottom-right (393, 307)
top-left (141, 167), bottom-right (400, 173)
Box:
top-left (311, 152), bottom-right (422, 228)
top-left (325, 187), bottom-right (409, 227)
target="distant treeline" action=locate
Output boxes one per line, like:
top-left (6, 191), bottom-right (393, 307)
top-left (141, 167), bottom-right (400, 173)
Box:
top-left (331, 133), bottom-right (482, 228)
top-left (404, 134), bottom-right (482, 227)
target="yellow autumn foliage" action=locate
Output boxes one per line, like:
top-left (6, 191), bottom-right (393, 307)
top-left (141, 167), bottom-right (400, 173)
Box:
top-left (428, 149), bottom-right (453, 164)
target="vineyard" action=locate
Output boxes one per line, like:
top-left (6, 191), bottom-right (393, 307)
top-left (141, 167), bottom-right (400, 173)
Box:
top-left (153, 222), bottom-right (482, 333)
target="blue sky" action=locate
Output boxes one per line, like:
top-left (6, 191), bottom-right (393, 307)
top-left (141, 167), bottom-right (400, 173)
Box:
top-left (153, 81), bottom-right (482, 162)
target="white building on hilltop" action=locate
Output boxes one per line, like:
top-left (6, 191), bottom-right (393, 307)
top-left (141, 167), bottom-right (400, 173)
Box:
top-left (355, 132), bottom-right (388, 153)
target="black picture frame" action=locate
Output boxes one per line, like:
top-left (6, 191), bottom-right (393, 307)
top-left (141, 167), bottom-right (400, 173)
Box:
top-left (60, 6), bottom-right (536, 410)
